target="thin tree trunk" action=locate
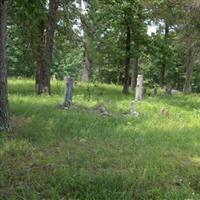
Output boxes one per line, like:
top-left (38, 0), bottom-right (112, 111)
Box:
top-left (160, 63), bottom-right (165, 88)
top-left (80, 0), bottom-right (90, 82)
top-left (183, 49), bottom-right (193, 94)
top-left (82, 40), bottom-right (90, 82)
top-left (118, 71), bottom-right (123, 85)
top-left (122, 21), bottom-right (131, 94)
top-left (183, 63), bottom-right (193, 94)
top-left (131, 57), bottom-right (139, 90)
top-left (131, 38), bottom-right (139, 90)
top-left (160, 22), bottom-right (169, 88)
top-left (174, 64), bottom-right (180, 90)
top-left (36, 20), bottom-right (45, 94)
top-left (0, 0), bottom-right (10, 131)
top-left (35, 0), bottom-right (58, 95)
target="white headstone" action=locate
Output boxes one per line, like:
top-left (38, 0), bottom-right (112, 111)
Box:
top-left (135, 75), bottom-right (143, 101)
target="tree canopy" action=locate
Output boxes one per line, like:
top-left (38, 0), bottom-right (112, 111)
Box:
top-left (3, 0), bottom-right (200, 93)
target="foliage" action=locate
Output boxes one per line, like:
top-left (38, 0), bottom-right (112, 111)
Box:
top-left (5, 0), bottom-right (200, 92)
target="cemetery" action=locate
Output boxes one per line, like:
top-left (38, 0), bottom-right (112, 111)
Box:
top-left (1, 78), bottom-right (200, 199)
top-left (1, 0), bottom-right (200, 199)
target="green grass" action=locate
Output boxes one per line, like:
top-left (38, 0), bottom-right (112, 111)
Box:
top-left (1, 78), bottom-right (200, 199)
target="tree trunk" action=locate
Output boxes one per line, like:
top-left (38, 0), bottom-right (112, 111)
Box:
top-left (36, 20), bottom-right (46, 94)
top-left (160, 22), bottom-right (169, 88)
top-left (160, 63), bottom-right (165, 88)
top-left (174, 64), bottom-right (181, 90)
top-left (183, 49), bottom-right (193, 94)
top-left (122, 21), bottom-right (131, 94)
top-left (131, 57), bottom-right (139, 90)
top-left (80, 0), bottom-right (91, 82)
top-left (82, 40), bottom-right (90, 82)
top-left (0, 0), bottom-right (10, 131)
top-left (35, 0), bottom-right (58, 95)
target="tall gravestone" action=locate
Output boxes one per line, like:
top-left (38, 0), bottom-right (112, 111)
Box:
top-left (64, 77), bottom-right (74, 108)
top-left (135, 75), bottom-right (143, 101)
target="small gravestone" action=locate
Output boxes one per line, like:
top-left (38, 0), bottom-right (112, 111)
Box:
top-left (63, 77), bottom-right (74, 108)
top-left (160, 107), bottom-right (170, 117)
top-left (130, 101), bottom-right (139, 117)
top-left (171, 89), bottom-right (179, 95)
top-left (135, 75), bottom-right (143, 101)
top-left (165, 87), bottom-right (172, 96)
top-left (96, 103), bottom-right (111, 116)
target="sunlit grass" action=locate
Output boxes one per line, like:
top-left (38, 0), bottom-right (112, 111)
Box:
top-left (1, 78), bottom-right (200, 199)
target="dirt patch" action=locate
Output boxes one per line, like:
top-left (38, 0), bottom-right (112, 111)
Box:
top-left (11, 116), bottom-right (32, 133)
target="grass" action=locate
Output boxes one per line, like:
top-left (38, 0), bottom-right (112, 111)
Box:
top-left (1, 78), bottom-right (200, 199)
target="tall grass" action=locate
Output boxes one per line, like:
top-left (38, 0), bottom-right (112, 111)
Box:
top-left (1, 78), bottom-right (200, 199)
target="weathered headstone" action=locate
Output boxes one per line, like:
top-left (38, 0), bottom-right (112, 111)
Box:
top-left (165, 87), bottom-right (172, 96)
top-left (63, 77), bottom-right (74, 108)
top-left (130, 101), bottom-right (139, 117)
top-left (135, 75), bottom-right (143, 101)
top-left (96, 103), bottom-right (111, 116)
top-left (171, 89), bottom-right (179, 95)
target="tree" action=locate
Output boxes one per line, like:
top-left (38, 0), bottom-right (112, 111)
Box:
top-left (144, 0), bottom-right (179, 88)
top-left (0, 0), bottom-right (10, 131)
top-left (36, 0), bottom-right (59, 95)
top-left (122, 6), bottom-right (131, 94)
top-left (78, 0), bottom-right (91, 82)
top-left (181, 0), bottom-right (200, 93)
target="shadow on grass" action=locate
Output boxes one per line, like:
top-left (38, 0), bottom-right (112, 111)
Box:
top-left (7, 96), bottom-right (200, 156)
top-left (8, 98), bottom-right (144, 145)
top-left (9, 79), bottom-right (132, 101)
top-left (1, 125), bottom-right (200, 199)
top-left (156, 94), bottom-right (200, 111)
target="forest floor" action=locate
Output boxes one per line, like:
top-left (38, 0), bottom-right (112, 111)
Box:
top-left (1, 79), bottom-right (200, 200)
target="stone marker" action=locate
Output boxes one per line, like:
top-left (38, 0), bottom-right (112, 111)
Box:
top-left (171, 89), bottom-right (179, 95)
top-left (165, 87), bottom-right (172, 96)
top-left (96, 103), bottom-right (111, 116)
top-left (64, 77), bottom-right (74, 108)
top-left (130, 101), bottom-right (139, 117)
top-left (135, 75), bottom-right (143, 101)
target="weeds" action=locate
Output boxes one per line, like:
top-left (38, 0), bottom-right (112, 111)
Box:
top-left (1, 79), bottom-right (200, 199)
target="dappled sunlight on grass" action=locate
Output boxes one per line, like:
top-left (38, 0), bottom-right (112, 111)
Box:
top-left (1, 79), bottom-right (200, 199)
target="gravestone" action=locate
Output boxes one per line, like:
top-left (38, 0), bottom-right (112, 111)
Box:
top-left (171, 89), bottom-right (179, 95)
top-left (130, 101), bottom-right (139, 117)
top-left (63, 77), bottom-right (74, 108)
top-left (165, 87), bottom-right (172, 96)
top-left (135, 75), bottom-right (143, 101)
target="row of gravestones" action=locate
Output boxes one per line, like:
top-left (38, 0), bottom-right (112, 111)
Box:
top-left (63, 75), bottom-right (144, 108)
top-left (63, 75), bottom-right (179, 109)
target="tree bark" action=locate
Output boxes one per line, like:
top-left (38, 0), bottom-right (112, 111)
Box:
top-left (122, 20), bottom-right (131, 94)
top-left (0, 0), bottom-right (10, 131)
top-left (36, 20), bottom-right (46, 94)
top-left (35, 0), bottom-right (59, 95)
top-left (160, 22), bottom-right (169, 88)
top-left (160, 62), bottom-right (165, 88)
top-left (80, 0), bottom-right (91, 82)
top-left (81, 40), bottom-right (90, 82)
top-left (131, 57), bottom-right (139, 90)
top-left (183, 49), bottom-right (193, 94)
